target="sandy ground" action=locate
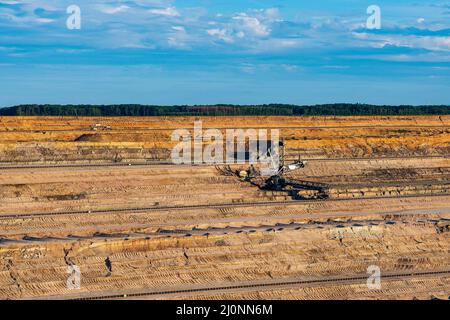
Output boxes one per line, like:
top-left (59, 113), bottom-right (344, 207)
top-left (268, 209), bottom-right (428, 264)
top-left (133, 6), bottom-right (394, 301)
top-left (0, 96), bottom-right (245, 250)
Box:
top-left (0, 116), bottom-right (449, 300)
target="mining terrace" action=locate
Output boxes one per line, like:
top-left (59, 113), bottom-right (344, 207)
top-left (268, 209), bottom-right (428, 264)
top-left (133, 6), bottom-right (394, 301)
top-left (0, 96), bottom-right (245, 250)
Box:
top-left (0, 115), bottom-right (449, 300)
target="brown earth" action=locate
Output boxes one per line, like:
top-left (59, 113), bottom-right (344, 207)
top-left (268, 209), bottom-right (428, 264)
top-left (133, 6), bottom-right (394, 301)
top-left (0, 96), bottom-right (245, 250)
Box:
top-left (0, 116), bottom-right (449, 300)
top-left (0, 116), bottom-right (449, 163)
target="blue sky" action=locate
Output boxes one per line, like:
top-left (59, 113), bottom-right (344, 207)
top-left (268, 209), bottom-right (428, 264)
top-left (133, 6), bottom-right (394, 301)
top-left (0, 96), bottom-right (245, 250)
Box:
top-left (0, 0), bottom-right (449, 106)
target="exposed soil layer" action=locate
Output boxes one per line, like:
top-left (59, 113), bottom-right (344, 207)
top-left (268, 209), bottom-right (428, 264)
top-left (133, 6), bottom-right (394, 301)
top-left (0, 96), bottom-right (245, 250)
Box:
top-left (0, 116), bottom-right (449, 163)
top-left (0, 116), bottom-right (449, 300)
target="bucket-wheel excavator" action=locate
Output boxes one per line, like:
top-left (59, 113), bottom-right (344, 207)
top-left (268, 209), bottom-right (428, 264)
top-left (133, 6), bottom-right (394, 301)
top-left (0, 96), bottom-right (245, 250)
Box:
top-left (216, 140), bottom-right (329, 200)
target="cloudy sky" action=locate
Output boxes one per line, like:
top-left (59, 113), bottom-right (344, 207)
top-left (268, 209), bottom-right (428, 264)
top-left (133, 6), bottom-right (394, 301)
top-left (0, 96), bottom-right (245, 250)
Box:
top-left (0, 0), bottom-right (449, 106)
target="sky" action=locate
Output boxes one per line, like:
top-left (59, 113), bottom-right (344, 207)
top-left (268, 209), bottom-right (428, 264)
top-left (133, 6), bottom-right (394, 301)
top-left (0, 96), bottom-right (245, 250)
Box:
top-left (0, 0), bottom-right (449, 106)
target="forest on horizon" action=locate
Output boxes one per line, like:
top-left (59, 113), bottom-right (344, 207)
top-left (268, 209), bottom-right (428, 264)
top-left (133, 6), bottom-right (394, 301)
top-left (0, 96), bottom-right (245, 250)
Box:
top-left (0, 104), bottom-right (449, 117)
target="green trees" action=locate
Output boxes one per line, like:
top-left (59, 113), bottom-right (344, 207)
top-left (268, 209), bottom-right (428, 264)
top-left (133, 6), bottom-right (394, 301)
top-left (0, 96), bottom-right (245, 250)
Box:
top-left (0, 104), bottom-right (448, 116)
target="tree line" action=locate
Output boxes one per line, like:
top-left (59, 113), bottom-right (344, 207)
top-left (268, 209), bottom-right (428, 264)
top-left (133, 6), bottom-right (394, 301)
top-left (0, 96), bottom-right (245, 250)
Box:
top-left (0, 104), bottom-right (449, 116)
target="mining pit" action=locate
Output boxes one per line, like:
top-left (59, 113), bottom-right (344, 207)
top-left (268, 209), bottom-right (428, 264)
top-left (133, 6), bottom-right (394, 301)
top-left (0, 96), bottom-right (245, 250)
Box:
top-left (0, 116), bottom-right (449, 300)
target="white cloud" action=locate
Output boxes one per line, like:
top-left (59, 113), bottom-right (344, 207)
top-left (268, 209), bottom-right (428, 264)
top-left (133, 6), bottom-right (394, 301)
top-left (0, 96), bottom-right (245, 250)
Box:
top-left (172, 26), bottom-right (185, 32)
top-left (99, 5), bottom-right (129, 15)
top-left (35, 18), bottom-right (53, 24)
top-left (148, 6), bottom-right (180, 17)
top-left (205, 8), bottom-right (278, 45)
top-left (207, 28), bottom-right (234, 43)
top-left (2, 1), bottom-right (447, 59)
top-left (281, 64), bottom-right (299, 72)
top-left (168, 25), bottom-right (189, 48)
top-left (263, 8), bottom-right (280, 21)
top-left (353, 32), bottom-right (450, 52)
top-left (232, 13), bottom-right (270, 36)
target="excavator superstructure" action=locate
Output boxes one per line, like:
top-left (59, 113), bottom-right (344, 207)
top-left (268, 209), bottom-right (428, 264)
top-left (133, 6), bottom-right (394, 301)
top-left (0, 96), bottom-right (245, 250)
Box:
top-left (216, 140), bottom-right (329, 200)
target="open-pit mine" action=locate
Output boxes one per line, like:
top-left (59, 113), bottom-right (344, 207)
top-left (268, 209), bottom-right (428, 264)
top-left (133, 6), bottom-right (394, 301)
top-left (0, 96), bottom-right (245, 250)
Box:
top-left (0, 115), bottom-right (449, 300)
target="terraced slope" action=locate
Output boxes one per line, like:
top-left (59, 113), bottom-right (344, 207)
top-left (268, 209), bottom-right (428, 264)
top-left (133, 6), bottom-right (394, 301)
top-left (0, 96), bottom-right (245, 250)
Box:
top-left (0, 115), bottom-right (449, 300)
top-left (0, 116), bottom-right (449, 163)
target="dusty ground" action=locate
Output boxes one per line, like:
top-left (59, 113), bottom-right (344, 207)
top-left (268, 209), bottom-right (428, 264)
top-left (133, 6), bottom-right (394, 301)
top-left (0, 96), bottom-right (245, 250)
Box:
top-left (1, 116), bottom-right (449, 163)
top-left (0, 116), bottom-right (449, 300)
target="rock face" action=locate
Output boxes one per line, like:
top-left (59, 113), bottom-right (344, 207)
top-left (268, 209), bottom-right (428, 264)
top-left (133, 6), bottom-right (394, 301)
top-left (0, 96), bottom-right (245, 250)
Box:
top-left (0, 116), bottom-right (449, 164)
top-left (0, 115), bottom-right (449, 300)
